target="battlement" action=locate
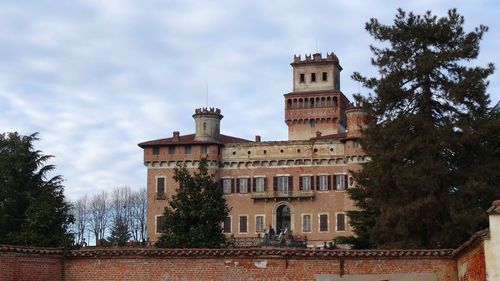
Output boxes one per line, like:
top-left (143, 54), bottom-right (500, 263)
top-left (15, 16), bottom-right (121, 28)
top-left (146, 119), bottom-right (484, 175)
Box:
top-left (194, 107), bottom-right (222, 115)
top-left (292, 52), bottom-right (339, 64)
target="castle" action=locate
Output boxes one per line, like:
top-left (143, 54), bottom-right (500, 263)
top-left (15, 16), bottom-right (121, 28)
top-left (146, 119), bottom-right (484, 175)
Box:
top-left (138, 52), bottom-right (368, 246)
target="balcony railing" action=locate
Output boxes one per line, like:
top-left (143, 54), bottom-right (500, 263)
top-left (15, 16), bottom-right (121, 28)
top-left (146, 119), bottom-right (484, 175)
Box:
top-left (251, 190), bottom-right (314, 200)
top-left (156, 192), bottom-right (166, 200)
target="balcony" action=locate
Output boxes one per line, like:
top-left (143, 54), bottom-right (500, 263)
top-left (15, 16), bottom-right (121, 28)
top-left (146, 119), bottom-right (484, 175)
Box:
top-left (156, 192), bottom-right (166, 200)
top-left (251, 190), bottom-right (314, 200)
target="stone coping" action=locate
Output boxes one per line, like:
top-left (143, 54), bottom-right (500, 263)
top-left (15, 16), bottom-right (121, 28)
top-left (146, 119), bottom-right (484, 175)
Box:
top-left (0, 244), bottom-right (453, 259)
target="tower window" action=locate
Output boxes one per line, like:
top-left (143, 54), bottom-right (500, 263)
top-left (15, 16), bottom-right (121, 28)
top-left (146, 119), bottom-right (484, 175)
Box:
top-left (184, 145), bottom-right (192, 154)
top-left (168, 146), bottom-right (176, 155)
top-left (299, 73), bottom-right (305, 83)
top-left (152, 146), bottom-right (160, 155)
top-left (322, 72), bottom-right (328, 81)
top-left (311, 73), bottom-right (316, 82)
top-left (203, 122), bottom-right (207, 131)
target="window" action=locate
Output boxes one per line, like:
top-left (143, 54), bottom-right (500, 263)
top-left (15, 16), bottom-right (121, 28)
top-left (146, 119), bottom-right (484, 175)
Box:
top-left (223, 217), bottom-right (232, 233)
top-left (311, 73), bottom-right (316, 82)
top-left (184, 145), bottom-right (192, 154)
top-left (255, 215), bottom-right (265, 233)
top-left (238, 178), bottom-right (248, 193)
top-left (299, 73), bottom-right (305, 83)
top-left (353, 140), bottom-right (361, 148)
top-left (239, 216), bottom-right (248, 233)
top-left (302, 214), bottom-right (312, 232)
top-left (202, 145), bottom-right (208, 154)
top-left (335, 174), bottom-right (347, 190)
top-left (319, 214), bottom-right (328, 232)
top-left (152, 146), bottom-right (160, 155)
top-left (156, 177), bottom-right (166, 200)
top-left (276, 176), bottom-right (289, 195)
top-left (203, 122), bottom-right (207, 131)
top-left (254, 177), bottom-right (265, 193)
top-left (322, 72), bottom-right (328, 81)
top-left (337, 213), bottom-right (346, 231)
top-left (168, 146), bottom-right (176, 155)
top-left (300, 176), bottom-right (312, 191)
top-left (156, 215), bottom-right (164, 234)
top-left (318, 175), bottom-right (329, 191)
top-left (223, 178), bottom-right (232, 194)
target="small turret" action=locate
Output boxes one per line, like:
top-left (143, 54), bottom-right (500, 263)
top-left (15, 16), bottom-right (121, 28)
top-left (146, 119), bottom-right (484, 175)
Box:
top-left (345, 103), bottom-right (368, 139)
top-left (192, 107), bottom-right (223, 142)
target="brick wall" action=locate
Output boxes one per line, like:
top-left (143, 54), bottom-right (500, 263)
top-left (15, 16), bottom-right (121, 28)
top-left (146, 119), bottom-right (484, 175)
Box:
top-left (0, 245), bottom-right (63, 281)
top-left (455, 230), bottom-right (488, 281)
top-left (0, 245), bottom-right (472, 281)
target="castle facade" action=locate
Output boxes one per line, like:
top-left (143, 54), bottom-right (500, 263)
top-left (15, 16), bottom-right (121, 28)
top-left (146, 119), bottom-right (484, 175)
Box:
top-left (139, 53), bottom-right (367, 246)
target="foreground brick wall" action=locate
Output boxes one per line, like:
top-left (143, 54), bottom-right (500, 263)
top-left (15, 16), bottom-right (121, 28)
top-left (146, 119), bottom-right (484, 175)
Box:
top-left (0, 245), bottom-right (63, 281)
top-left (455, 230), bottom-right (488, 281)
top-left (0, 245), bottom-right (464, 281)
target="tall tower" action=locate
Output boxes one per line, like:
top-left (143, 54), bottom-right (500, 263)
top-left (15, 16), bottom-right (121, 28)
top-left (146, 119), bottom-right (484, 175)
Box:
top-left (192, 107), bottom-right (223, 142)
top-left (284, 53), bottom-right (349, 140)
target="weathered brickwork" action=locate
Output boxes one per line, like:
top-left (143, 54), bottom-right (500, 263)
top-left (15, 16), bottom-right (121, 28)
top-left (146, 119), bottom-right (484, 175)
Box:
top-left (455, 230), bottom-right (488, 281)
top-left (0, 245), bottom-right (465, 281)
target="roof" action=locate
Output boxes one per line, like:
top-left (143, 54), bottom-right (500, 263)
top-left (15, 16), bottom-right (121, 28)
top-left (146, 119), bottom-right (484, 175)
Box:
top-left (138, 133), bottom-right (251, 148)
top-left (310, 132), bottom-right (347, 141)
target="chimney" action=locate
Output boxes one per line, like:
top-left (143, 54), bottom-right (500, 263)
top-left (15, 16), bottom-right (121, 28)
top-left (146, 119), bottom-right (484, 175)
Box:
top-left (173, 131), bottom-right (180, 141)
top-left (255, 135), bottom-right (261, 142)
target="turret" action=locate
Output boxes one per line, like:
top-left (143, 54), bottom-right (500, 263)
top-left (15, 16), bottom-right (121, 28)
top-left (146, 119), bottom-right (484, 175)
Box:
top-left (192, 107), bottom-right (223, 142)
top-left (345, 103), bottom-right (368, 139)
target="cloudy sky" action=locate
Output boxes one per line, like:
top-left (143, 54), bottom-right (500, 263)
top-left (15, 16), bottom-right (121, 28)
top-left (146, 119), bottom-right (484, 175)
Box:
top-left (1, 0), bottom-right (499, 201)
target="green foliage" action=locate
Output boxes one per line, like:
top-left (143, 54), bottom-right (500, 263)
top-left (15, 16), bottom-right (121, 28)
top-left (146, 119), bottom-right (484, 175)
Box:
top-left (347, 9), bottom-right (500, 248)
top-left (0, 132), bottom-right (74, 247)
top-left (107, 216), bottom-right (132, 247)
top-left (156, 158), bottom-right (229, 248)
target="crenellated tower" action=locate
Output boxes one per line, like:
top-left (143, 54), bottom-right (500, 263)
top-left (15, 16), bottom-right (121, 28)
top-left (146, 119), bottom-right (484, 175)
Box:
top-left (284, 52), bottom-right (350, 140)
top-left (192, 107), bottom-right (223, 142)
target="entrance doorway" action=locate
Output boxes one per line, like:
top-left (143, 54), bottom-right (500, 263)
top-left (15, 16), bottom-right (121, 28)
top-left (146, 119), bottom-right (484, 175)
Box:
top-left (276, 205), bottom-right (291, 234)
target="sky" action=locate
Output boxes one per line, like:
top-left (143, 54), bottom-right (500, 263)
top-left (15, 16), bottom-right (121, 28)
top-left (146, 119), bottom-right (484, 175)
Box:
top-left (1, 0), bottom-right (499, 201)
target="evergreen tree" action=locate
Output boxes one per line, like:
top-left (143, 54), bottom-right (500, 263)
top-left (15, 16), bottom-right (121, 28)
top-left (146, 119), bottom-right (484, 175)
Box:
top-left (346, 9), bottom-right (500, 248)
top-left (0, 132), bottom-right (74, 247)
top-left (156, 158), bottom-right (229, 248)
top-left (107, 215), bottom-right (131, 246)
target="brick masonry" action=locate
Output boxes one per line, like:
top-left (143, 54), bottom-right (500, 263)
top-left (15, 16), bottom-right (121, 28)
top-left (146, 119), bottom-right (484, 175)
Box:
top-left (0, 245), bottom-right (469, 281)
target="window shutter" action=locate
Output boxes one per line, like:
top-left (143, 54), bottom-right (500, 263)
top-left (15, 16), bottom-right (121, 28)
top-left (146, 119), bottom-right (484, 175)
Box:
top-left (299, 176), bottom-right (303, 191)
top-left (252, 178), bottom-right (256, 192)
top-left (327, 175), bottom-right (332, 190)
top-left (264, 177), bottom-right (267, 192)
top-left (334, 175), bottom-right (339, 190)
top-left (219, 179), bottom-right (223, 191)
top-left (236, 179), bottom-right (240, 193)
top-left (320, 215), bottom-right (328, 232)
top-left (311, 176), bottom-right (315, 190)
top-left (315, 176), bottom-right (320, 190)
top-left (231, 178), bottom-right (235, 193)
top-left (337, 214), bottom-right (346, 231)
top-left (273, 176), bottom-right (278, 191)
top-left (247, 178), bottom-right (251, 190)
top-left (344, 175), bottom-right (349, 189)
top-left (288, 176), bottom-right (293, 190)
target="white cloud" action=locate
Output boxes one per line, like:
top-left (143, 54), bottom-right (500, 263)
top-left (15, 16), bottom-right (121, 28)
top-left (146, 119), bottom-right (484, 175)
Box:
top-left (0, 0), bottom-right (498, 201)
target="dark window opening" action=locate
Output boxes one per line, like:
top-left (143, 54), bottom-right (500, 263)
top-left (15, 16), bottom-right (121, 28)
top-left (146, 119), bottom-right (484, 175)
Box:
top-left (239, 216), bottom-right (248, 233)
top-left (184, 145), bottom-right (192, 154)
top-left (168, 146), bottom-right (176, 155)
top-left (223, 217), bottom-right (231, 233)
top-left (337, 213), bottom-right (346, 231)
top-left (152, 146), bottom-right (160, 155)
top-left (320, 214), bottom-right (328, 232)
top-left (202, 145), bottom-right (208, 154)
top-left (156, 216), bottom-right (164, 233)
top-left (311, 73), bottom-right (316, 82)
top-left (299, 73), bottom-right (305, 83)
top-left (322, 72), bottom-right (327, 81)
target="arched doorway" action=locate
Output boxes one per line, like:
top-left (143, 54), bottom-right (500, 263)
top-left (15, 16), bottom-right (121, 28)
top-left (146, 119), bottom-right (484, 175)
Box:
top-left (276, 204), bottom-right (291, 234)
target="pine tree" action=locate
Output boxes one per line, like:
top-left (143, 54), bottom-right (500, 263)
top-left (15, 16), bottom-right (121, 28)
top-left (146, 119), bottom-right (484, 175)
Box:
top-left (346, 9), bottom-right (500, 248)
top-left (107, 216), bottom-right (131, 247)
top-left (156, 158), bottom-right (229, 248)
top-left (0, 132), bottom-right (74, 247)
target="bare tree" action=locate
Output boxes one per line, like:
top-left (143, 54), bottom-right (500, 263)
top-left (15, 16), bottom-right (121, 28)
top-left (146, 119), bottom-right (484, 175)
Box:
top-left (71, 195), bottom-right (88, 245)
top-left (88, 191), bottom-right (110, 245)
top-left (130, 188), bottom-right (147, 242)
